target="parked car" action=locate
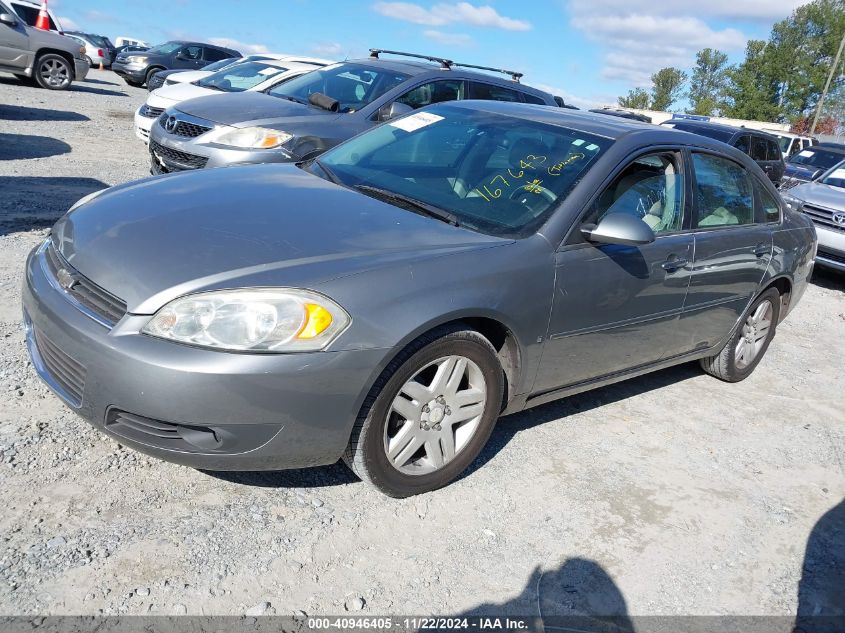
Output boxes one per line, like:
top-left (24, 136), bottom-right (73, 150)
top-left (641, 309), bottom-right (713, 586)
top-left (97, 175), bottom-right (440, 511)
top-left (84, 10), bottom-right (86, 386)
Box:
top-left (661, 120), bottom-right (785, 184)
top-left (0, 1), bottom-right (87, 89)
top-left (7, 0), bottom-right (62, 32)
top-left (146, 54), bottom-right (294, 92)
top-left (116, 44), bottom-right (148, 55)
top-left (770, 131), bottom-right (817, 158)
top-left (780, 143), bottom-right (845, 190)
top-left (23, 102), bottom-right (815, 496)
top-left (589, 107), bottom-right (652, 123)
top-left (147, 48), bottom-right (557, 174)
top-left (781, 160), bottom-right (845, 272)
top-left (65, 31), bottom-right (115, 68)
top-left (115, 36), bottom-right (148, 49)
top-left (135, 57), bottom-right (330, 143)
top-left (111, 40), bottom-right (240, 87)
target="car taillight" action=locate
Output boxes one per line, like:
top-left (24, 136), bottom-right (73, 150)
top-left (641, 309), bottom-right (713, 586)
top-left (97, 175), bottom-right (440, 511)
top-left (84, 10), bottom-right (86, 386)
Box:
top-left (97, 49), bottom-right (104, 57)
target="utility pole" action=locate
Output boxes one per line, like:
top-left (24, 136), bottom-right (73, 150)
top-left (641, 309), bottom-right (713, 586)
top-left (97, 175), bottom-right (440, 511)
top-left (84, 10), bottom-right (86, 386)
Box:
top-left (811, 28), bottom-right (845, 134)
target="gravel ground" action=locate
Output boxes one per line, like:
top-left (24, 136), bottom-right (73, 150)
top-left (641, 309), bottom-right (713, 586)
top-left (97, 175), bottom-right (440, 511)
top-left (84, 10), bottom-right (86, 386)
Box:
top-left (0, 70), bottom-right (843, 620)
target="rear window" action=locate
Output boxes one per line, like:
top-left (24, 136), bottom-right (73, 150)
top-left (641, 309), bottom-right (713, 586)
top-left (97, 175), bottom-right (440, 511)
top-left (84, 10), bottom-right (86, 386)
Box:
top-left (750, 136), bottom-right (768, 161)
top-left (468, 82), bottom-right (523, 103)
top-left (521, 92), bottom-right (547, 105)
top-left (673, 123), bottom-right (734, 143)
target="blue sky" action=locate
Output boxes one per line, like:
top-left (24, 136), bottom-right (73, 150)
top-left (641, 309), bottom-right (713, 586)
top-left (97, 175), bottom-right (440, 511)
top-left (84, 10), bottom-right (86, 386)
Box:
top-left (51, 0), bottom-right (810, 109)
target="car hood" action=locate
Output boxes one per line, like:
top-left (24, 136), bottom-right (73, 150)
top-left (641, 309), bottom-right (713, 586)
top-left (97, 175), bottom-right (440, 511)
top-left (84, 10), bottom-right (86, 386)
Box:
top-left (52, 164), bottom-right (506, 314)
top-left (784, 163), bottom-right (822, 181)
top-left (148, 82), bottom-right (214, 107)
top-left (167, 70), bottom-right (211, 84)
top-left (790, 181), bottom-right (845, 211)
top-left (174, 91), bottom-right (339, 127)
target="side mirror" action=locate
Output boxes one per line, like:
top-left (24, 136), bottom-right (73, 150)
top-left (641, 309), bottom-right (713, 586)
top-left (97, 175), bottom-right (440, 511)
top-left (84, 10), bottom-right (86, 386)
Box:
top-left (581, 213), bottom-right (655, 246)
top-left (0, 13), bottom-right (17, 25)
top-left (379, 101), bottom-right (413, 121)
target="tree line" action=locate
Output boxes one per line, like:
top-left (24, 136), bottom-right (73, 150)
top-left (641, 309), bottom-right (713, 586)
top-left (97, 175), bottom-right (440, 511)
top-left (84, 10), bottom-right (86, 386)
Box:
top-left (616, 0), bottom-right (845, 133)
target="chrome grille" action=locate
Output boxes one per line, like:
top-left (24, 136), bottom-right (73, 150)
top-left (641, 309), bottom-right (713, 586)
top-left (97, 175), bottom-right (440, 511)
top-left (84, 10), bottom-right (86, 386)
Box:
top-left (804, 204), bottom-right (845, 233)
top-left (32, 327), bottom-right (86, 406)
top-left (171, 120), bottom-right (211, 138)
top-left (44, 241), bottom-right (127, 326)
top-left (149, 139), bottom-right (208, 170)
top-left (139, 104), bottom-right (164, 119)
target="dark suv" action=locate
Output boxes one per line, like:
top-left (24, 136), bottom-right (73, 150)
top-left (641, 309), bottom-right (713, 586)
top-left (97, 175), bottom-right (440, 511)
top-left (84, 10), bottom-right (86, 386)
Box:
top-left (147, 48), bottom-right (559, 173)
top-left (112, 40), bottom-right (240, 87)
top-left (661, 120), bottom-right (785, 184)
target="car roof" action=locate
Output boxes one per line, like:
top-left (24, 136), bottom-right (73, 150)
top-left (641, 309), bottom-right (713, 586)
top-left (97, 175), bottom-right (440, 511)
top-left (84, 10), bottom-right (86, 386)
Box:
top-left (162, 40), bottom-right (240, 54)
top-left (666, 119), bottom-right (780, 141)
top-left (814, 142), bottom-right (845, 152)
top-left (343, 56), bottom-right (551, 98)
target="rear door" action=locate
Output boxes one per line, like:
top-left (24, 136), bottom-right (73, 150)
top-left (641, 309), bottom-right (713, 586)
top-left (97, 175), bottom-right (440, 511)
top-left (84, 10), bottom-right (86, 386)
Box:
top-left (0, 2), bottom-right (31, 71)
top-left (677, 151), bottom-right (773, 351)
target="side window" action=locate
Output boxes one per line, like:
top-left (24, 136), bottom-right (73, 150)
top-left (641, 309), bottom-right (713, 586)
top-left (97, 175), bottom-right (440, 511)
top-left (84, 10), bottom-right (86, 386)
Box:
top-left (734, 135), bottom-right (751, 155)
top-left (521, 92), bottom-right (547, 105)
top-left (692, 153), bottom-right (754, 228)
top-left (204, 47), bottom-right (230, 62)
top-left (394, 80), bottom-right (465, 110)
top-left (755, 181), bottom-right (781, 223)
top-left (767, 139), bottom-right (781, 161)
top-left (12, 3), bottom-right (38, 25)
top-left (181, 46), bottom-right (202, 60)
top-left (751, 136), bottom-right (768, 161)
top-left (590, 153), bottom-right (685, 236)
top-left (468, 81), bottom-right (522, 102)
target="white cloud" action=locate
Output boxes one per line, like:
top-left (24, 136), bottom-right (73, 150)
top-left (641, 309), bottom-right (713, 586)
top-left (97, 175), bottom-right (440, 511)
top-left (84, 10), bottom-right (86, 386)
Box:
top-left (57, 15), bottom-right (79, 31)
top-left (423, 29), bottom-right (473, 46)
top-left (311, 42), bottom-right (344, 57)
top-left (82, 10), bottom-right (119, 23)
top-left (569, 0), bottom-right (810, 22)
top-left (207, 37), bottom-right (269, 55)
top-left (373, 2), bottom-right (530, 31)
top-left (532, 83), bottom-right (613, 110)
top-left (568, 4), bottom-right (752, 88)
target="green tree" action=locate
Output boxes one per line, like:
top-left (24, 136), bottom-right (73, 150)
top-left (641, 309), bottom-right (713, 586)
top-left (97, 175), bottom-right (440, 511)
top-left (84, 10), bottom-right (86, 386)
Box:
top-left (687, 48), bottom-right (730, 116)
top-left (650, 67), bottom-right (688, 111)
top-left (722, 40), bottom-right (781, 121)
top-left (617, 87), bottom-right (650, 109)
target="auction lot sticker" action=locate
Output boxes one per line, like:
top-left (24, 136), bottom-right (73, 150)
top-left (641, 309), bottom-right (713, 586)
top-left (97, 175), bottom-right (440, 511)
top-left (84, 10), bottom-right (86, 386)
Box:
top-left (389, 112), bottom-right (444, 132)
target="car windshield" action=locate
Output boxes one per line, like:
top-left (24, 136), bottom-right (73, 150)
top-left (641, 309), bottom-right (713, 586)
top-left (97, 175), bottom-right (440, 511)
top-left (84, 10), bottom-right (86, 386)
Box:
top-left (201, 57), bottom-right (242, 72)
top-left (145, 42), bottom-right (182, 55)
top-left (789, 148), bottom-right (844, 170)
top-left (315, 104), bottom-right (612, 238)
top-left (821, 162), bottom-right (845, 189)
top-left (266, 62), bottom-right (408, 113)
top-left (196, 62), bottom-right (288, 92)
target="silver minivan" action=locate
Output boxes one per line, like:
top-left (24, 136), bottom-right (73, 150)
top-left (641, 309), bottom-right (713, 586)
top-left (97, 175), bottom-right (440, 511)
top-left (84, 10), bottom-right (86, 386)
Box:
top-left (0, 0), bottom-right (87, 89)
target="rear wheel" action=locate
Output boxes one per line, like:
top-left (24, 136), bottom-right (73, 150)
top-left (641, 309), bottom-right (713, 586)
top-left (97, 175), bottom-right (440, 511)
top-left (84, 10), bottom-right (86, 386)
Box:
top-left (700, 287), bottom-right (780, 382)
top-left (34, 54), bottom-right (72, 90)
top-left (344, 326), bottom-right (504, 497)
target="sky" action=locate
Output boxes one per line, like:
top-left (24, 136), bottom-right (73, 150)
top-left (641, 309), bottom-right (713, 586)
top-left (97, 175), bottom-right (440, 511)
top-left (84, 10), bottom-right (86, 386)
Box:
top-left (49, 0), bottom-right (812, 109)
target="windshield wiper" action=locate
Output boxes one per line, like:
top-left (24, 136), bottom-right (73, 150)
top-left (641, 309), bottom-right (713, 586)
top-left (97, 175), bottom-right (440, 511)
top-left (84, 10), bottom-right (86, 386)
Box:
top-left (354, 185), bottom-right (460, 226)
top-left (313, 158), bottom-right (342, 185)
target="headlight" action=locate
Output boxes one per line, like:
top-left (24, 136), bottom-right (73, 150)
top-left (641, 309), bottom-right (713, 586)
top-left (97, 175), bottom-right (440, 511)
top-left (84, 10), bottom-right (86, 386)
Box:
top-left (142, 289), bottom-right (350, 352)
top-left (212, 126), bottom-right (293, 149)
top-left (68, 189), bottom-right (106, 213)
top-left (126, 56), bottom-right (146, 64)
top-left (781, 192), bottom-right (804, 212)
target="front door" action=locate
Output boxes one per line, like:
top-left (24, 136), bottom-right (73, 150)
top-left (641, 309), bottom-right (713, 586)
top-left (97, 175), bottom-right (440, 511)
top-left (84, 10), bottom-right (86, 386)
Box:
top-left (533, 150), bottom-right (694, 394)
top-left (0, 4), bottom-right (31, 71)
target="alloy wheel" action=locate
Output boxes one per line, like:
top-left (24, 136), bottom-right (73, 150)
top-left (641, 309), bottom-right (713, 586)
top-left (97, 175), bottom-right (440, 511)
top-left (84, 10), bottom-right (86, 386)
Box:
top-left (39, 59), bottom-right (70, 88)
top-left (735, 299), bottom-right (773, 370)
top-left (383, 355), bottom-right (487, 475)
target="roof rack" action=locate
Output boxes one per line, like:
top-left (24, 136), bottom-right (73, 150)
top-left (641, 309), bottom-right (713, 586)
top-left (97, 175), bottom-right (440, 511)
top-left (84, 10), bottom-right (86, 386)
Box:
top-left (368, 48), bottom-right (523, 82)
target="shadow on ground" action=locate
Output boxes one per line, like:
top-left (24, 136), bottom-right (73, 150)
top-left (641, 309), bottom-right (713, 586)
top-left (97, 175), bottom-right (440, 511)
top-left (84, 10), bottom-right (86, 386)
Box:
top-left (0, 133), bottom-right (71, 160)
top-left (81, 77), bottom-right (118, 86)
top-left (810, 267), bottom-right (845, 293)
top-left (0, 176), bottom-right (108, 236)
top-left (0, 104), bottom-right (89, 122)
top-left (69, 84), bottom-right (128, 98)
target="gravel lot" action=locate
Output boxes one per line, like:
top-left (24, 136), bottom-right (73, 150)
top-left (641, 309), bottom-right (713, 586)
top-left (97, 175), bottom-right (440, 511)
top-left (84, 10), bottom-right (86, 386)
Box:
top-left (0, 70), bottom-right (843, 621)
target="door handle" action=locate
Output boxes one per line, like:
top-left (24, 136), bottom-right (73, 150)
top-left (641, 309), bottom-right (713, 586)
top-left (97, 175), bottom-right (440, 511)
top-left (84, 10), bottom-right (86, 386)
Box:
top-left (661, 256), bottom-right (688, 272)
top-left (753, 244), bottom-right (770, 257)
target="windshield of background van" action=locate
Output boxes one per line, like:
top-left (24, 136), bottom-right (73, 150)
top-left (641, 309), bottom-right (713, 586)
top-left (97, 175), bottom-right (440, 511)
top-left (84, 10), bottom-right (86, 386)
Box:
top-left (319, 104), bottom-right (612, 238)
top-left (266, 63), bottom-right (408, 112)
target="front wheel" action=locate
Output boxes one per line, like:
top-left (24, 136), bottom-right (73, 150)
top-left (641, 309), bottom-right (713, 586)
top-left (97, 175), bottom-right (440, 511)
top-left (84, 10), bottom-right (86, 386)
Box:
top-left (700, 287), bottom-right (781, 382)
top-left (34, 54), bottom-right (73, 90)
top-left (344, 327), bottom-right (504, 497)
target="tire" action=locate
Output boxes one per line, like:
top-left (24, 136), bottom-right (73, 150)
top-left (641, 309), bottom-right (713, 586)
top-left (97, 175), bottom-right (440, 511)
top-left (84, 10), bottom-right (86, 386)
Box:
top-left (344, 325), bottom-right (504, 497)
top-left (700, 287), bottom-right (781, 382)
top-left (144, 67), bottom-right (161, 87)
top-left (33, 54), bottom-right (73, 90)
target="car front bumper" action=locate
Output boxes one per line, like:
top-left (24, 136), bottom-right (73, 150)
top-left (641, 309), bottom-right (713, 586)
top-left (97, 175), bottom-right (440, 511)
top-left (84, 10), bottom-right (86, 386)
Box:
top-left (111, 62), bottom-right (147, 82)
top-left (148, 121), bottom-right (295, 172)
top-left (74, 58), bottom-right (89, 81)
top-left (815, 224), bottom-right (845, 272)
top-left (22, 240), bottom-right (386, 471)
top-left (134, 107), bottom-right (154, 143)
